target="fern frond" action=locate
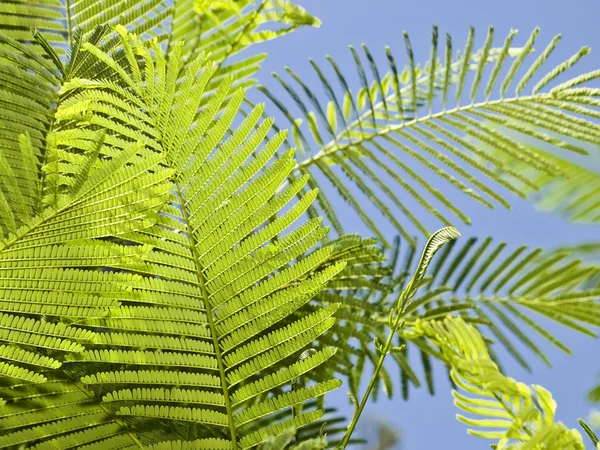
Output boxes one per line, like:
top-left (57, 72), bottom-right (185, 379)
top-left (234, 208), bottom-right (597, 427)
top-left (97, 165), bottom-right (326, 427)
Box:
top-left (0, 373), bottom-right (142, 448)
top-left (410, 316), bottom-right (586, 449)
top-left (0, 0), bottom-right (164, 56)
top-left (0, 0), bottom-right (67, 55)
top-left (0, 0), bottom-right (319, 111)
top-left (0, 137), bottom-right (170, 448)
top-left (258, 27), bottom-right (600, 244)
top-left (337, 235), bottom-right (600, 400)
top-left (7, 27), bottom-right (348, 448)
top-left (483, 140), bottom-right (600, 223)
top-left (403, 235), bottom-right (600, 369)
top-left (0, 1), bottom-right (319, 208)
top-left (0, 34), bottom-right (62, 223)
top-left (0, 69), bottom-right (170, 397)
top-left (187, 0), bottom-right (320, 61)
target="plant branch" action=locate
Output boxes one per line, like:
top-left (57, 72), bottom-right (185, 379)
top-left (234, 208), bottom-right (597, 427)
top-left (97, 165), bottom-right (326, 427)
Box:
top-left (338, 291), bottom-right (408, 448)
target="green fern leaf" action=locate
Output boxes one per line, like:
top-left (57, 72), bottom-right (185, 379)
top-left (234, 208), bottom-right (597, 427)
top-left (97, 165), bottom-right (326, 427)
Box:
top-left (333, 235), bottom-right (600, 400)
top-left (410, 316), bottom-right (586, 450)
top-left (259, 27), bottom-right (600, 244)
top-left (0, 28), bottom-right (347, 448)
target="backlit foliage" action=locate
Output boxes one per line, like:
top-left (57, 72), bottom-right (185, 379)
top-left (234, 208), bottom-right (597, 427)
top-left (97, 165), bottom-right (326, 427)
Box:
top-left (0, 1), bottom-right (597, 449)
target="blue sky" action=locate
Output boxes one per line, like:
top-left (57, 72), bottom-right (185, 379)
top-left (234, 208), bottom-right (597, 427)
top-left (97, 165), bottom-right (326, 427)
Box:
top-left (245, 1), bottom-right (600, 448)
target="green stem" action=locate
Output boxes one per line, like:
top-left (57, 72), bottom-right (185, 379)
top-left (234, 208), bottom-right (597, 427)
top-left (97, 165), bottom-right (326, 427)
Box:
top-left (338, 298), bottom-right (406, 448)
top-left (493, 393), bottom-right (533, 438)
top-left (338, 227), bottom-right (459, 447)
top-left (65, 0), bottom-right (73, 46)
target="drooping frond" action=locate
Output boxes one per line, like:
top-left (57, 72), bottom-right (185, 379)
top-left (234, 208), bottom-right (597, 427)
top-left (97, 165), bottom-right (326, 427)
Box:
top-left (412, 236), bottom-right (600, 365)
top-left (257, 27), bottom-right (600, 245)
top-left (409, 316), bottom-right (586, 449)
top-left (0, 27), bottom-right (348, 448)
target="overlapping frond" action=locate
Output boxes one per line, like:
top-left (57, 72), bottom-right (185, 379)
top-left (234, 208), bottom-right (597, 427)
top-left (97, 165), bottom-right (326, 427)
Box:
top-left (0, 32), bottom-right (62, 206)
top-left (484, 142), bottom-right (600, 224)
top-left (0, 121), bottom-right (169, 381)
top-left (0, 374), bottom-right (145, 449)
top-left (376, 235), bottom-right (598, 399)
top-left (167, 0), bottom-right (321, 106)
top-left (240, 234), bottom-right (392, 399)
top-left (0, 149), bottom-right (171, 445)
top-left (0, 0), bottom-right (318, 235)
top-left (0, 27), bottom-right (350, 448)
top-left (0, 0), bottom-right (319, 99)
top-left (0, 26), bottom-right (175, 448)
top-left (409, 316), bottom-right (586, 449)
top-left (181, 0), bottom-right (320, 62)
top-left (258, 27), bottom-right (600, 245)
top-left (0, 1), bottom-right (320, 205)
top-left (0, 5), bottom-right (597, 449)
top-left (0, 0), bottom-right (68, 55)
top-left (0, 0), bottom-right (165, 57)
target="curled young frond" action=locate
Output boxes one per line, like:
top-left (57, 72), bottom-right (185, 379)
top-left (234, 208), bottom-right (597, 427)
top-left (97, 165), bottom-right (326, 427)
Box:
top-left (342, 235), bottom-right (600, 401)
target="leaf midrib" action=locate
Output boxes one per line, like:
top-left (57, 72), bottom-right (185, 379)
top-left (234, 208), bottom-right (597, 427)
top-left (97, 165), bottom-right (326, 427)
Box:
top-left (295, 94), bottom-right (552, 171)
top-left (169, 175), bottom-right (239, 448)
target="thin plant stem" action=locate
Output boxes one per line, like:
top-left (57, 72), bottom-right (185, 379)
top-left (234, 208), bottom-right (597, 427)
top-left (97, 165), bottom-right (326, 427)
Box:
top-left (338, 226), bottom-right (460, 448)
top-left (338, 293), bottom-right (407, 448)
